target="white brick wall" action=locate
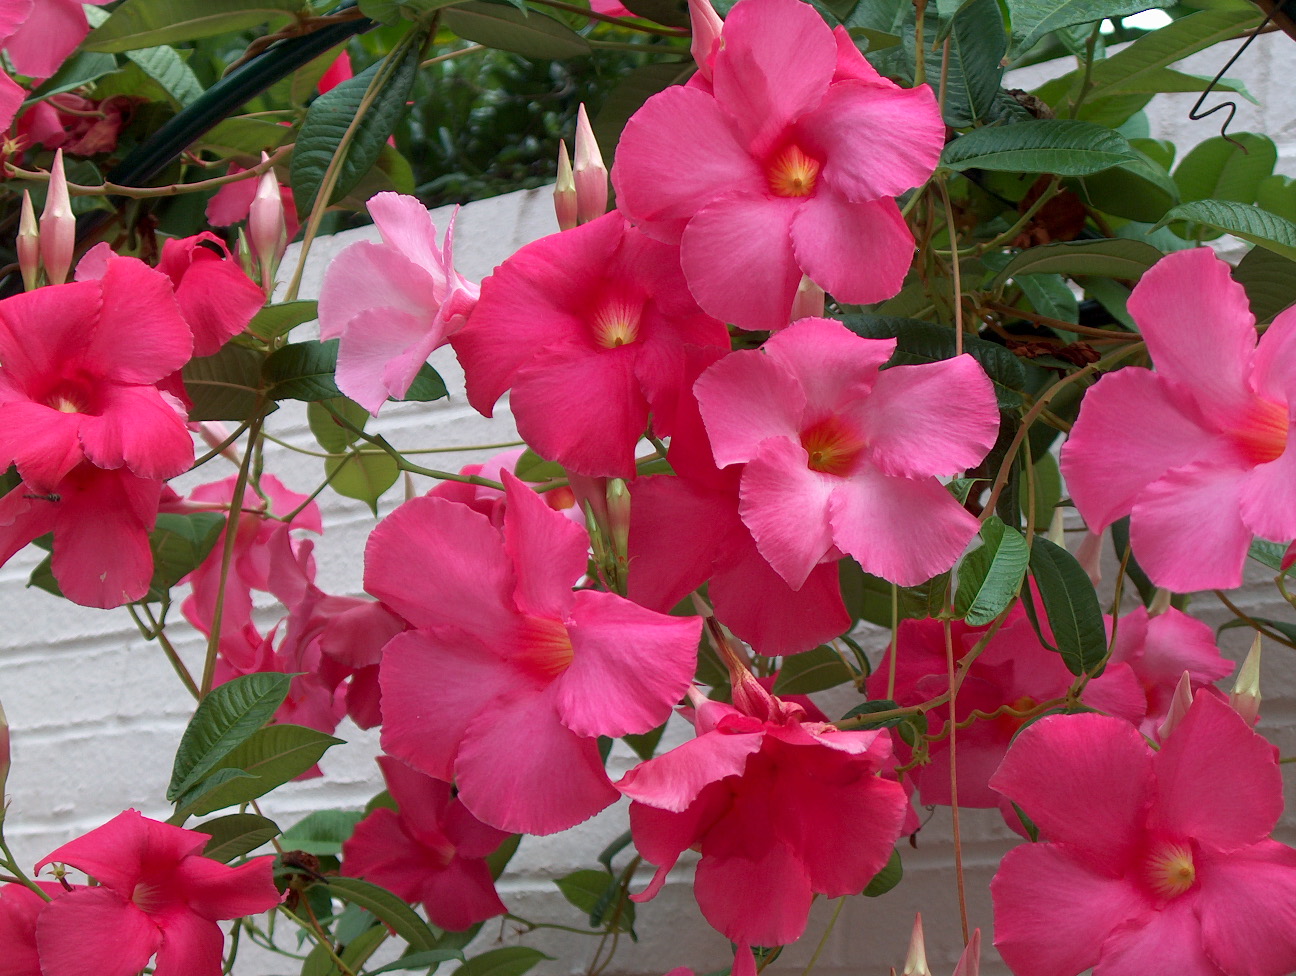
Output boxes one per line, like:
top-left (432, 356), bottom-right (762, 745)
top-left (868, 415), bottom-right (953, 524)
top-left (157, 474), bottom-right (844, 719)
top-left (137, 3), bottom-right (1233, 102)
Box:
top-left (5, 29), bottom-right (1296, 975)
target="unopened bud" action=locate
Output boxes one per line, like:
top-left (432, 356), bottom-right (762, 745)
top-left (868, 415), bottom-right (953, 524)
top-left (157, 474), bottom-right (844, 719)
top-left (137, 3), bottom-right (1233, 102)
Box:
top-left (1230, 634), bottom-right (1261, 725)
top-left (196, 422), bottom-right (241, 464)
top-left (40, 149), bottom-right (74, 286)
top-left (17, 190), bottom-right (40, 291)
top-left (1046, 506), bottom-right (1065, 546)
top-left (573, 105), bottom-right (608, 225)
top-left (1158, 671), bottom-right (1194, 741)
top-left (688, 0), bottom-right (724, 80)
top-left (1076, 529), bottom-right (1102, 585)
top-left (555, 139), bottom-right (578, 231)
top-left (952, 930), bottom-right (981, 976)
top-left (790, 275), bottom-right (824, 322)
top-left (249, 153), bottom-right (288, 290)
top-left (903, 914), bottom-right (931, 976)
top-left (606, 478), bottom-right (631, 584)
top-left (0, 698), bottom-right (10, 806)
top-left (1147, 587), bottom-right (1172, 617)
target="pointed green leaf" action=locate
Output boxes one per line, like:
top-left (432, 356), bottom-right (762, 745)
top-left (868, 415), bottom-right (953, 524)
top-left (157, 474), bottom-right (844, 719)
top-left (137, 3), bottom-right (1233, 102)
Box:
top-left (84, 0), bottom-right (305, 52)
top-left (183, 724), bottom-right (345, 815)
top-left (1233, 245), bottom-right (1296, 323)
top-left (325, 451), bottom-right (400, 513)
top-left (249, 300), bottom-right (318, 341)
top-left (308, 398), bottom-right (368, 454)
top-left (441, 1), bottom-right (591, 58)
top-left (399, 364), bottom-right (449, 402)
top-left (1028, 536), bottom-right (1107, 676)
top-left (1154, 200), bottom-right (1296, 262)
top-left (451, 947), bottom-right (552, 976)
top-left (366, 951), bottom-right (471, 975)
top-left (955, 516), bottom-right (1028, 625)
top-left (928, 0), bottom-right (1006, 126)
top-left (771, 644), bottom-right (854, 694)
top-left (198, 813), bottom-right (280, 862)
top-left (280, 809), bottom-right (366, 856)
top-left (315, 877), bottom-right (441, 950)
top-left (990, 238), bottom-right (1163, 285)
top-left (863, 847), bottom-right (903, 896)
top-left (1174, 133), bottom-right (1277, 206)
top-left (941, 120), bottom-right (1137, 176)
top-left (142, 512), bottom-right (228, 600)
top-left (125, 44), bottom-right (203, 108)
top-left (183, 343), bottom-right (267, 421)
top-left (24, 53), bottom-right (121, 105)
top-left (264, 340), bottom-right (343, 401)
top-left (1007, 0), bottom-right (1172, 55)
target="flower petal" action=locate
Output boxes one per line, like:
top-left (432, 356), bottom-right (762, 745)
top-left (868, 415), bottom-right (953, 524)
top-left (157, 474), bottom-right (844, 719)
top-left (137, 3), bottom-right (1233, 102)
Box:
top-left (1095, 895), bottom-right (1224, 976)
top-left (618, 730), bottom-right (764, 813)
top-left (791, 192), bottom-right (914, 305)
top-left (694, 837), bottom-right (813, 946)
top-left (739, 437), bottom-right (836, 588)
top-left (35, 887), bottom-right (161, 976)
top-left (501, 471), bottom-right (585, 619)
top-left (1197, 840), bottom-right (1296, 976)
top-left (761, 316), bottom-right (894, 416)
top-left (151, 909), bottom-right (224, 976)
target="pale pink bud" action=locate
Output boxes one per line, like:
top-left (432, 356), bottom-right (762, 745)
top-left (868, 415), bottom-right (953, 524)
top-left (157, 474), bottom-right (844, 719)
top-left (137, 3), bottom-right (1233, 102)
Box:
top-left (790, 275), bottom-right (825, 321)
top-left (17, 189), bottom-right (40, 291)
top-left (1158, 671), bottom-right (1194, 741)
top-left (40, 149), bottom-right (74, 286)
top-left (1046, 506), bottom-right (1065, 546)
top-left (1076, 529), bottom-right (1103, 585)
top-left (196, 422), bottom-right (242, 464)
top-left (1147, 587), bottom-right (1172, 616)
top-left (249, 153), bottom-right (287, 288)
top-left (573, 104), bottom-right (608, 225)
top-left (0, 698), bottom-right (10, 803)
top-left (555, 138), bottom-right (578, 231)
top-left (688, 0), bottom-right (724, 80)
top-left (952, 930), bottom-right (981, 976)
top-left (903, 914), bottom-right (931, 976)
top-left (1230, 634), bottom-right (1261, 725)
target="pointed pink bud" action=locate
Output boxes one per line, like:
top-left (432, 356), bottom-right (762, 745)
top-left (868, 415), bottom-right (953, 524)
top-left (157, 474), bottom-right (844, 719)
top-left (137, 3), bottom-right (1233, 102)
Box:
top-left (555, 139), bottom-right (578, 231)
top-left (903, 914), bottom-right (931, 976)
top-left (952, 930), bottom-right (981, 976)
top-left (1229, 634), bottom-right (1261, 725)
top-left (1076, 529), bottom-right (1102, 585)
top-left (249, 152), bottom-right (288, 289)
top-left (0, 697), bottom-right (9, 804)
top-left (790, 275), bottom-right (824, 321)
top-left (573, 104), bottom-right (608, 225)
top-left (17, 189), bottom-right (39, 291)
top-left (1147, 586), bottom-right (1171, 616)
top-left (40, 149), bottom-right (74, 286)
top-left (687, 0), bottom-right (724, 80)
top-left (606, 477), bottom-right (630, 572)
top-left (1158, 670), bottom-right (1194, 741)
top-left (196, 422), bottom-right (242, 464)
top-left (1282, 540), bottom-right (1296, 572)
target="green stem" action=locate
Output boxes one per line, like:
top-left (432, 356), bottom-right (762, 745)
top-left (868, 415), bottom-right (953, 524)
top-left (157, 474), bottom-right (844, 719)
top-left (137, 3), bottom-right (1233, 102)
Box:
top-left (0, 837), bottom-right (49, 901)
top-left (800, 898), bottom-right (846, 976)
top-left (130, 605), bottom-right (199, 699)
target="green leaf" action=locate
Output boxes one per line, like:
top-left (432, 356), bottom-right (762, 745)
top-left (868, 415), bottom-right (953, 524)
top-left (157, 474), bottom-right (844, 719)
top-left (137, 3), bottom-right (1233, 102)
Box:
top-left (291, 37), bottom-right (423, 215)
top-left (325, 451), bottom-right (400, 513)
top-left (990, 238), bottom-right (1163, 284)
top-left (1077, 143), bottom-right (1179, 223)
top-left (863, 848), bottom-right (903, 896)
top-left (941, 120), bottom-right (1137, 176)
top-left (198, 117), bottom-right (295, 159)
top-left (181, 725), bottom-right (345, 815)
top-left (1218, 616), bottom-right (1296, 645)
top-left (84, 0), bottom-right (305, 52)
top-left (183, 343), bottom-right (266, 422)
top-left (771, 645), bottom-right (855, 694)
top-left (367, 951), bottom-right (471, 975)
top-left (316, 877), bottom-right (441, 950)
top-left (265, 340), bottom-right (343, 401)
top-left (1028, 536), bottom-right (1107, 676)
top-left (838, 699), bottom-right (907, 728)
top-left (141, 512), bottom-right (227, 601)
top-left (1255, 174), bottom-right (1296, 225)
top-left (1154, 200), bottom-right (1296, 262)
top-left (309, 398), bottom-right (369, 454)
top-left (955, 516), bottom-right (1028, 625)
top-left (514, 449), bottom-right (565, 481)
top-left (1233, 245), bottom-right (1296, 323)
top-left (1174, 133), bottom-right (1277, 206)
top-left (168, 673), bottom-right (292, 801)
top-left (1015, 273), bottom-right (1079, 324)
top-left (280, 809), bottom-right (365, 856)
top-left (451, 947), bottom-right (552, 976)
top-left (622, 723), bottom-right (665, 761)
top-left (555, 869), bottom-right (620, 925)
top-left (1006, 0), bottom-right (1172, 55)
top-left (619, 0), bottom-right (690, 26)
top-left (24, 53), bottom-right (121, 105)
top-left (249, 300), bottom-right (318, 341)
top-left (198, 813), bottom-right (280, 862)
top-left (1024, 451), bottom-right (1062, 530)
top-left (400, 364), bottom-right (450, 402)
top-left (441, 1), bottom-right (591, 58)
top-left (125, 44), bottom-right (203, 108)
top-left (929, 0), bottom-right (1006, 126)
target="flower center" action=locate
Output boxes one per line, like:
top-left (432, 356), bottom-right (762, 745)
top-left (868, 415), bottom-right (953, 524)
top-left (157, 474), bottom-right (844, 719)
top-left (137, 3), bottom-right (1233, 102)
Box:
top-left (766, 145), bottom-right (821, 198)
top-left (1145, 842), bottom-right (1196, 899)
top-left (1233, 397), bottom-right (1289, 465)
top-left (47, 393), bottom-right (83, 413)
top-left (800, 416), bottom-right (865, 476)
top-left (515, 616), bottom-right (575, 680)
top-left (131, 880), bottom-right (168, 914)
top-left (591, 295), bottom-right (644, 349)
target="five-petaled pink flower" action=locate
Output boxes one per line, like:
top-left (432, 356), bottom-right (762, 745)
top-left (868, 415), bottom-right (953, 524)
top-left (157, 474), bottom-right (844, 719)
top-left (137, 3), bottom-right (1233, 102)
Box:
top-left (991, 693), bottom-right (1296, 976)
top-left (1060, 247), bottom-right (1296, 592)
top-left (33, 809), bottom-right (281, 976)
top-left (694, 316), bottom-right (999, 587)
top-left (342, 756), bottom-right (509, 930)
top-left (367, 471), bottom-right (700, 835)
top-left (612, 0), bottom-right (943, 331)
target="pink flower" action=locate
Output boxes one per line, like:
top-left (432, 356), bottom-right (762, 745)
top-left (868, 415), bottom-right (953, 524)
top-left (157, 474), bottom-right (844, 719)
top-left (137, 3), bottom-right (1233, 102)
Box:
top-left (1060, 247), bottom-right (1296, 591)
top-left (866, 606), bottom-right (1146, 808)
top-left (0, 255), bottom-right (193, 493)
top-left (990, 693), bottom-right (1296, 976)
top-left (155, 233), bottom-right (266, 357)
top-left (33, 810), bottom-right (281, 976)
top-left (206, 165), bottom-right (300, 241)
top-left (611, 0), bottom-right (943, 331)
top-left (0, 882), bottom-right (71, 976)
top-left (619, 674), bottom-right (907, 949)
top-left (453, 211), bottom-right (729, 477)
top-left (319, 192), bottom-right (479, 415)
top-left (694, 316), bottom-right (999, 587)
top-left (367, 472), bottom-right (701, 834)
top-left (318, 51), bottom-right (353, 93)
top-left (17, 93), bottom-right (134, 156)
top-left (342, 756), bottom-right (508, 930)
top-left (1, 0), bottom-right (113, 80)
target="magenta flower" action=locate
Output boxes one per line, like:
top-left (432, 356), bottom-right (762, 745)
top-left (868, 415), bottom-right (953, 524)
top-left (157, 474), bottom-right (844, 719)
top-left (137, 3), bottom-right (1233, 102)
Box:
top-left (0, 882), bottom-right (71, 976)
top-left (155, 233), bottom-right (266, 357)
top-left (367, 472), bottom-right (701, 834)
top-left (619, 674), bottom-right (907, 949)
top-left (1, 0), bottom-right (112, 79)
top-left (991, 694), bottom-right (1296, 976)
top-left (694, 317), bottom-right (999, 587)
top-left (1060, 247), bottom-right (1296, 591)
top-left (32, 810), bottom-right (281, 976)
top-left (319, 192), bottom-right (478, 415)
top-left (453, 211), bottom-right (728, 477)
top-left (612, 0), bottom-right (943, 331)
top-left (342, 756), bottom-right (508, 931)
top-left (0, 255), bottom-right (193, 493)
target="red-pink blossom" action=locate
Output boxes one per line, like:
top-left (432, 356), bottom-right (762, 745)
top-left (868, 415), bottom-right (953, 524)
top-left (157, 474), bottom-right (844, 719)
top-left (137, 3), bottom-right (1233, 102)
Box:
top-left (342, 756), bottom-right (508, 930)
top-left (451, 211), bottom-right (729, 477)
top-left (1, 0), bottom-right (112, 80)
top-left (0, 882), bottom-right (71, 976)
top-left (991, 694), bottom-right (1296, 976)
top-left (367, 472), bottom-right (701, 834)
top-left (155, 233), bottom-right (266, 357)
top-left (612, 0), bottom-right (943, 331)
top-left (319, 192), bottom-right (478, 415)
top-left (17, 93), bottom-right (134, 156)
top-left (33, 810), bottom-right (281, 976)
top-left (1060, 247), bottom-right (1296, 591)
top-left (694, 316), bottom-right (999, 587)
top-left (619, 674), bottom-right (907, 949)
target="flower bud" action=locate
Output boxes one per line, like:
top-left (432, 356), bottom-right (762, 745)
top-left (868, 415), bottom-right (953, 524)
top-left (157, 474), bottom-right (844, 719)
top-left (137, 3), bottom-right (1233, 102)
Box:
top-left (249, 153), bottom-right (288, 290)
top-left (17, 189), bottom-right (40, 291)
top-left (555, 139), bottom-right (578, 231)
top-left (1158, 670), bottom-right (1194, 741)
top-left (688, 0), bottom-right (724, 80)
top-left (1076, 529), bottom-right (1102, 585)
top-left (1230, 634), bottom-right (1261, 726)
top-left (40, 149), bottom-right (74, 286)
top-left (1147, 587), bottom-right (1172, 617)
top-left (0, 697), bottom-right (10, 805)
top-left (952, 930), bottom-right (981, 976)
top-left (573, 104), bottom-right (608, 225)
top-left (790, 275), bottom-right (824, 321)
top-left (903, 914), bottom-right (931, 976)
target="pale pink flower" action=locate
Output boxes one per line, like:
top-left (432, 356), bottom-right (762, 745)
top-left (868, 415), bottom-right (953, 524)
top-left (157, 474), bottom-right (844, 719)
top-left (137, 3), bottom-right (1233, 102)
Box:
top-left (319, 192), bottom-right (478, 415)
top-left (612, 0), bottom-right (943, 331)
top-left (1060, 247), bottom-right (1296, 591)
top-left (991, 694), bottom-right (1296, 976)
top-left (367, 472), bottom-right (701, 834)
top-left (694, 317), bottom-right (999, 587)
top-left (1, 0), bottom-right (112, 80)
